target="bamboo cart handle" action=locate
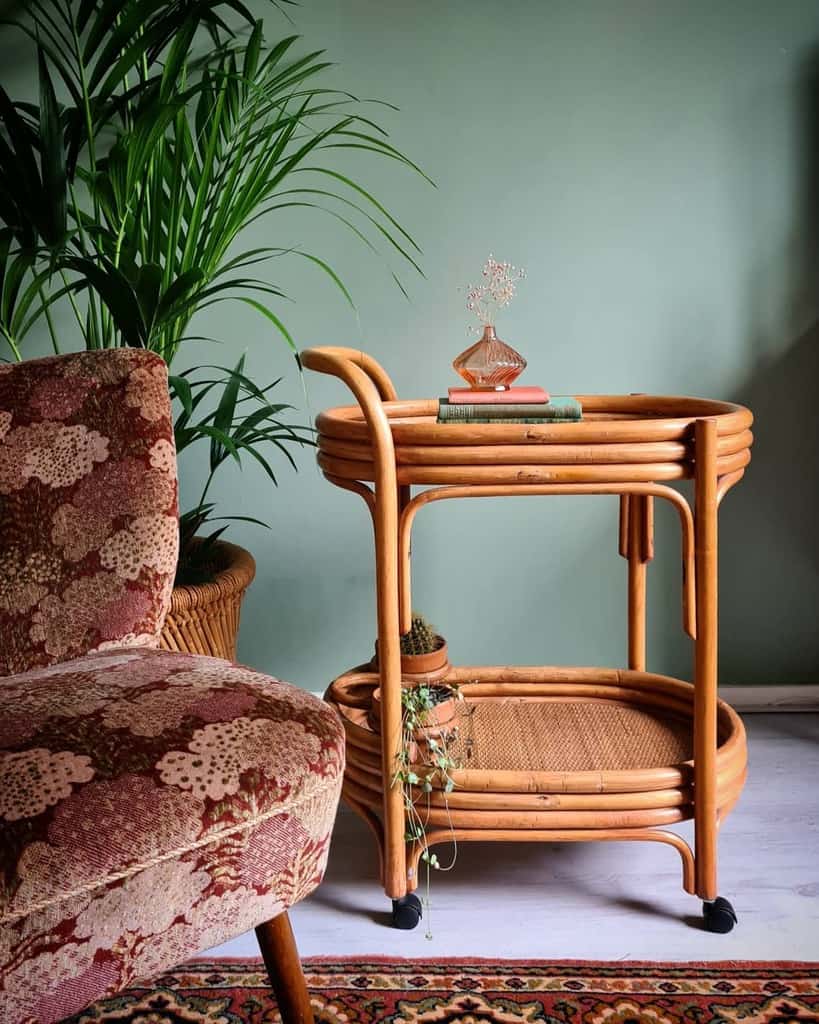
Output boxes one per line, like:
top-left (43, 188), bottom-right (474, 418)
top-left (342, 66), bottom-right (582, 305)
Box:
top-left (300, 348), bottom-right (396, 462)
top-left (301, 345), bottom-right (407, 897)
top-left (301, 346), bottom-right (398, 402)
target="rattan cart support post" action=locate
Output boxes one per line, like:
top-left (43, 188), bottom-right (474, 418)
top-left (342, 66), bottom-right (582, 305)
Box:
top-left (627, 497), bottom-right (645, 670)
top-left (300, 348), bottom-right (407, 901)
top-left (625, 494), bottom-right (654, 671)
top-left (694, 417), bottom-right (719, 902)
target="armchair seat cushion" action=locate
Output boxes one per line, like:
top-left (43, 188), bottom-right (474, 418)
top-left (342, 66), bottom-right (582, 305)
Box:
top-left (0, 647), bottom-right (344, 1023)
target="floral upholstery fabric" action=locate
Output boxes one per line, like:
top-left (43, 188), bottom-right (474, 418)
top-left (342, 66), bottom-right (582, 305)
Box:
top-left (0, 350), bottom-right (178, 677)
top-left (0, 647), bottom-right (345, 1024)
top-left (0, 351), bottom-right (345, 1023)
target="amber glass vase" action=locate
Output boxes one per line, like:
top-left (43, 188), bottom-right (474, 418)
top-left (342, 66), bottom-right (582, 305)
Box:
top-left (452, 324), bottom-right (526, 390)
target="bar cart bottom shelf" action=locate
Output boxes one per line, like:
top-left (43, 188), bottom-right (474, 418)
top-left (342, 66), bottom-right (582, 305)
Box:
top-left (326, 665), bottom-right (747, 931)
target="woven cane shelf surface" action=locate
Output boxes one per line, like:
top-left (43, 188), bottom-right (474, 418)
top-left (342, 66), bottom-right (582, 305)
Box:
top-left (328, 667), bottom-right (746, 802)
top-left (450, 699), bottom-right (692, 773)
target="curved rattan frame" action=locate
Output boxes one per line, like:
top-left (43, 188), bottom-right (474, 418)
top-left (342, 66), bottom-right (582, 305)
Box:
top-left (302, 345), bottom-right (753, 908)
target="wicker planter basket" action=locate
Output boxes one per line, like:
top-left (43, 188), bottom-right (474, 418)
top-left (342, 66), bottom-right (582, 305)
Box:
top-left (159, 540), bottom-right (256, 660)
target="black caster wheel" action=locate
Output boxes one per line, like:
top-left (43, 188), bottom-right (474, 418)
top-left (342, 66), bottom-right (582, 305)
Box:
top-left (703, 896), bottom-right (737, 933)
top-left (391, 893), bottom-right (423, 930)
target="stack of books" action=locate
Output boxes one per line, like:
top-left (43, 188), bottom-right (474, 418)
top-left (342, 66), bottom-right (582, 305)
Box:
top-left (437, 386), bottom-right (582, 424)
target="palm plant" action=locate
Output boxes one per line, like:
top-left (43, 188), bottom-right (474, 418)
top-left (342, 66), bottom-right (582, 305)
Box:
top-left (170, 355), bottom-right (314, 583)
top-left (0, 0), bottom-right (427, 579)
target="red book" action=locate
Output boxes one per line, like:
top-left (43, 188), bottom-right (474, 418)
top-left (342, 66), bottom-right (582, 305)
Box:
top-left (447, 385), bottom-right (550, 405)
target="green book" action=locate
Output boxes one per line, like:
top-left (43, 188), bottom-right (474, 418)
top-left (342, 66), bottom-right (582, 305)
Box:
top-left (438, 416), bottom-right (582, 424)
top-left (437, 396), bottom-right (582, 423)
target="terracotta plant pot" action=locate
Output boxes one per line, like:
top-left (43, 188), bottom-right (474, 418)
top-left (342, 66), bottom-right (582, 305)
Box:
top-left (369, 682), bottom-right (459, 761)
top-left (371, 636), bottom-right (450, 683)
top-left (160, 540), bottom-right (256, 660)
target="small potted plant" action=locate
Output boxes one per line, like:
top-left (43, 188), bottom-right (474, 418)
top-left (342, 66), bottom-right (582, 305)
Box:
top-left (369, 611), bottom-right (455, 737)
top-left (372, 611), bottom-right (450, 682)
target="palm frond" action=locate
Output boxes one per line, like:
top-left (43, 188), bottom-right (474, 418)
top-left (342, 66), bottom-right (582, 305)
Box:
top-left (1, 3), bottom-right (428, 565)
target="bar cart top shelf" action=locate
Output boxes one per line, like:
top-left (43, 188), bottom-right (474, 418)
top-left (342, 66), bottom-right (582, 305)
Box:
top-left (316, 392), bottom-right (753, 485)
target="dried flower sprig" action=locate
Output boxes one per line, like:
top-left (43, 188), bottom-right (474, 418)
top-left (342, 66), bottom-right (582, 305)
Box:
top-left (465, 254), bottom-right (526, 333)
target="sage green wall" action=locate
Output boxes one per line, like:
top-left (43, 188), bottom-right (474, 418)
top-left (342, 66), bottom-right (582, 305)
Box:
top-left (197, 0), bottom-right (819, 690)
top-left (8, 1), bottom-right (819, 687)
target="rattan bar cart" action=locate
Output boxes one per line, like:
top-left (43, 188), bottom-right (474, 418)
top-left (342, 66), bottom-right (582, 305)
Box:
top-left (302, 345), bottom-right (753, 933)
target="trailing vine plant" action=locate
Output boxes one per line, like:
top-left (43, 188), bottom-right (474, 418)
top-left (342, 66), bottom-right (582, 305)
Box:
top-left (391, 682), bottom-right (463, 939)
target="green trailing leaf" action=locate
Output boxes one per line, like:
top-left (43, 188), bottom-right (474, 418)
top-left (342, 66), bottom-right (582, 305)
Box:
top-left (156, 269), bottom-right (206, 322)
top-left (168, 373), bottom-right (193, 416)
top-left (292, 250), bottom-right (355, 309)
top-left (235, 297), bottom-right (296, 352)
top-left (37, 47), bottom-right (67, 249)
top-left (0, 89), bottom-right (43, 249)
top-left (134, 263), bottom-right (163, 336)
top-left (211, 353), bottom-right (245, 469)
top-left (64, 255), bottom-right (147, 346)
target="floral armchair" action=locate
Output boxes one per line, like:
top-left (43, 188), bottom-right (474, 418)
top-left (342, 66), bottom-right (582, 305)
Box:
top-left (0, 350), bottom-right (344, 1024)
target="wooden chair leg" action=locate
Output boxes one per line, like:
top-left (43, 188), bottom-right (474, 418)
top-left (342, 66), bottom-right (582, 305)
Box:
top-left (255, 911), bottom-right (314, 1024)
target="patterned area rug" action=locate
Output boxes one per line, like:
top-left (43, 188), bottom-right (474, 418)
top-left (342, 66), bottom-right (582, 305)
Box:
top-left (62, 958), bottom-right (819, 1023)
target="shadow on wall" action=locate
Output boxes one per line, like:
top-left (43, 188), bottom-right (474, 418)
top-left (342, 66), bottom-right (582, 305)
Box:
top-left (721, 321), bottom-right (819, 684)
top-left (720, 50), bottom-right (819, 685)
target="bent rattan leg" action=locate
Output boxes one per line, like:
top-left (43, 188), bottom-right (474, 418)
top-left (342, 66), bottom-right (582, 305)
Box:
top-left (256, 911), bottom-right (314, 1024)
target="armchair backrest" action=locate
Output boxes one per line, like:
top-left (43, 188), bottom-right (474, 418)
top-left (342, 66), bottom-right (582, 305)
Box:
top-left (0, 350), bottom-right (179, 675)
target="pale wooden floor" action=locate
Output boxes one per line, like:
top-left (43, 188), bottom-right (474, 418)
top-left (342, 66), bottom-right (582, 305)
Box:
top-left (210, 714), bottom-right (819, 961)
